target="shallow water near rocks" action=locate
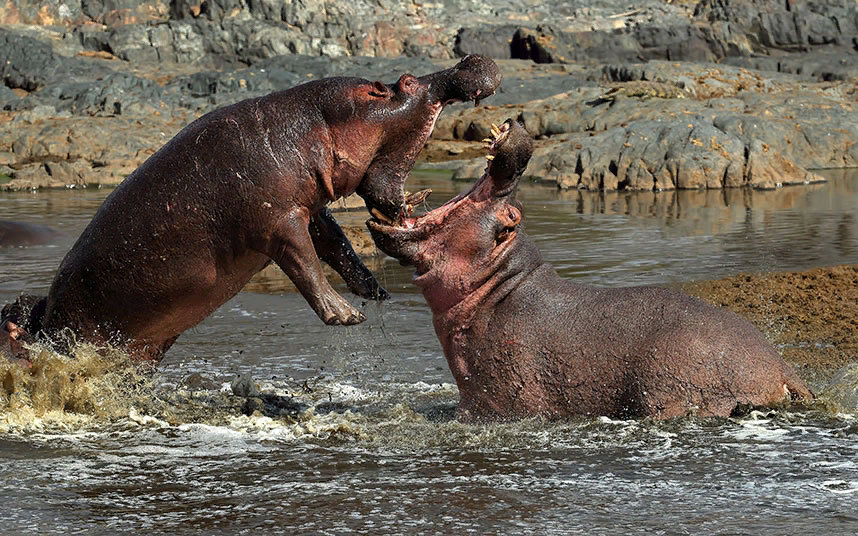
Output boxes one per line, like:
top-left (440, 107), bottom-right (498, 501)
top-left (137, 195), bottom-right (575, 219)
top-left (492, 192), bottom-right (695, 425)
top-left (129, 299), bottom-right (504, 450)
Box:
top-left (1, 169), bottom-right (858, 534)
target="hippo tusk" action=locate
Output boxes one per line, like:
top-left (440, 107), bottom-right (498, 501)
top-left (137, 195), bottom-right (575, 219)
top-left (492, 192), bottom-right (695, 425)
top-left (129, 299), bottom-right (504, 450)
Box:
top-left (405, 188), bottom-right (432, 206)
top-left (371, 208), bottom-right (394, 224)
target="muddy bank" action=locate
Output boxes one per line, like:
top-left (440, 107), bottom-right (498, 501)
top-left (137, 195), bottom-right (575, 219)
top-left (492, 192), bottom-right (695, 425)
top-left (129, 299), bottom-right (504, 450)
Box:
top-left (685, 265), bottom-right (858, 393)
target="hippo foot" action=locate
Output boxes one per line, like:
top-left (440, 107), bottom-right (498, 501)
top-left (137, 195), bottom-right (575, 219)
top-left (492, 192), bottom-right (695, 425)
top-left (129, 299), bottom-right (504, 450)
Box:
top-left (323, 308), bottom-right (366, 326)
top-left (341, 271), bottom-right (390, 302)
top-left (316, 293), bottom-right (367, 326)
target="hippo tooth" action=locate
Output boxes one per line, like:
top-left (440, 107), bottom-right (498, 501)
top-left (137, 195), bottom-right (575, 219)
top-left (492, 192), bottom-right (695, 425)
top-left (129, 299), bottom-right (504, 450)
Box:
top-left (371, 208), bottom-right (393, 224)
top-left (486, 155), bottom-right (495, 161)
top-left (404, 188), bottom-right (432, 206)
top-left (491, 124), bottom-right (501, 138)
top-left (482, 138), bottom-right (493, 143)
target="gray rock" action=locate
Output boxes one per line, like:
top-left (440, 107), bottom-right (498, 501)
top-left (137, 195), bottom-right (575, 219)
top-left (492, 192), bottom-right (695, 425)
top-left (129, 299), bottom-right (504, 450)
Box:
top-left (694, 0), bottom-right (858, 52)
top-left (454, 26), bottom-right (518, 59)
top-left (0, 29), bottom-right (61, 91)
top-left (0, 85), bottom-right (21, 105)
top-left (179, 372), bottom-right (219, 390)
top-left (231, 373), bottom-right (261, 397)
top-left (511, 25), bottom-right (643, 65)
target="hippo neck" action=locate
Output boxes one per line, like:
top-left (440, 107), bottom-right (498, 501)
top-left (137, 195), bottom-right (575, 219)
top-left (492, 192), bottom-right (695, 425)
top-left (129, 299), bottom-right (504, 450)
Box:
top-left (426, 234), bottom-right (545, 354)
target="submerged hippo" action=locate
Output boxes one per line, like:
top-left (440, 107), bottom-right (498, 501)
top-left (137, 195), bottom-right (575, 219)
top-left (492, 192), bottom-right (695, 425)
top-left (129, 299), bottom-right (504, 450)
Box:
top-left (0, 221), bottom-right (62, 247)
top-left (1, 56), bottom-right (502, 364)
top-left (368, 119), bottom-right (812, 421)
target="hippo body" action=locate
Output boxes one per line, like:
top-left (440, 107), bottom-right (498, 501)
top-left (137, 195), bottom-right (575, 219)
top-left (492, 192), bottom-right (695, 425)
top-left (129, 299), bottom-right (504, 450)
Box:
top-left (3, 56), bottom-right (501, 364)
top-left (368, 120), bottom-right (811, 421)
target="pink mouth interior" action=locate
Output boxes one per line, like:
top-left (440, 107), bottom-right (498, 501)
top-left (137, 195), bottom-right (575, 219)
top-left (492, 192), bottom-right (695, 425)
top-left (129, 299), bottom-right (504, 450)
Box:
top-left (395, 121), bottom-right (511, 230)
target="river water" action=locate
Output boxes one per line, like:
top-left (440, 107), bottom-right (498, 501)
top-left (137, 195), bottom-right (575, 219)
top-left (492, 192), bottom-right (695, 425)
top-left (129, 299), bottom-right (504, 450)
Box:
top-left (1, 170), bottom-right (858, 535)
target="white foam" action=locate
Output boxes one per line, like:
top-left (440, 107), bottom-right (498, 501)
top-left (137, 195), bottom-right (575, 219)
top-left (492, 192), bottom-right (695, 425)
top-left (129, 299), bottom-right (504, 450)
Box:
top-left (819, 480), bottom-right (858, 495)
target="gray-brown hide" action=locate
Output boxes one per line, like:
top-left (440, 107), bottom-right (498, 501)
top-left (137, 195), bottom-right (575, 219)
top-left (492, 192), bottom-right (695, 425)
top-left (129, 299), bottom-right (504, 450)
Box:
top-left (368, 120), bottom-right (812, 421)
top-left (2, 56), bottom-right (501, 364)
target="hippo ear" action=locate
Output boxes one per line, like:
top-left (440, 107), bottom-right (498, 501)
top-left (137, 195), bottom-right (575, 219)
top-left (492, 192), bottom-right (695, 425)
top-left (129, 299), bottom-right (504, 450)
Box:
top-left (397, 74), bottom-right (419, 92)
top-left (368, 81), bottom-right (393, 99)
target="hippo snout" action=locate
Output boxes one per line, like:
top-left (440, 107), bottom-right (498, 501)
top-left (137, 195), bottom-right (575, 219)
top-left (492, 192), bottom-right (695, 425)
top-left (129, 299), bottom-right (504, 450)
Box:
top-left (425, 55), bottom-right (502, 105)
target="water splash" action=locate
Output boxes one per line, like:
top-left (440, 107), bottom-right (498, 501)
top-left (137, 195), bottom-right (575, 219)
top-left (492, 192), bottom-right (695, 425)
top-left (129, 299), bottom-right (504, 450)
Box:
top-left (0, 341), bottom-right (150, 432)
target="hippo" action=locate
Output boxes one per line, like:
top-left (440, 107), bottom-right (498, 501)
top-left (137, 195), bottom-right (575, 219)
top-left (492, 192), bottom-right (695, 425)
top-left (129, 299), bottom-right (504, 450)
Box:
top-left (0, 221), bottom-right (62, 247)
top-left (367, 119), bottom-right (812, 421)
top-left (1, 56), bottom-right (502, 364)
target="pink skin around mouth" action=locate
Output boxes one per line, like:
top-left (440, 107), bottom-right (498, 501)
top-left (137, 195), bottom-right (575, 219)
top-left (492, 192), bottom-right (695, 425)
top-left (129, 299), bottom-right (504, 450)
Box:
top-left (388, 121), bottom-right (511, 230)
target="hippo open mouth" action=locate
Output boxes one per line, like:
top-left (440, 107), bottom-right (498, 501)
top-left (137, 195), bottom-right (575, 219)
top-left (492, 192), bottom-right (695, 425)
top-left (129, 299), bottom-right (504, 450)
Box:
top-left (369, 120), bottom-right (514, 226)
top-left (357, 55), bottom-right (503, 225)
top-left (367, 119), bottom-right (532, 272)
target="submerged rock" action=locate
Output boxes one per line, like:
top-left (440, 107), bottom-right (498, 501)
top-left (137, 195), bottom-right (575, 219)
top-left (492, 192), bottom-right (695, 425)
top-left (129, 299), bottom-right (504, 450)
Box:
top-left (230, 373), bottom-right (260, 398)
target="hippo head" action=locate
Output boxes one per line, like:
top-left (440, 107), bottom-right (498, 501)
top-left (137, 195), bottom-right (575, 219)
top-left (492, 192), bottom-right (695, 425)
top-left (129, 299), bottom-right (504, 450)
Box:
top-left (367, 119), bottom-right (533, 311)
top-left (355, 55), bottom-right (502, 224)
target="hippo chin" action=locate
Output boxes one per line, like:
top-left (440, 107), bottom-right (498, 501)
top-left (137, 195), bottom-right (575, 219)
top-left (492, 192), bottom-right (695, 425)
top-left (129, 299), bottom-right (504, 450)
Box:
top-left (368, 119), bottom-right (812, 421)
top-left (1, 56), bottom-right (502, 365)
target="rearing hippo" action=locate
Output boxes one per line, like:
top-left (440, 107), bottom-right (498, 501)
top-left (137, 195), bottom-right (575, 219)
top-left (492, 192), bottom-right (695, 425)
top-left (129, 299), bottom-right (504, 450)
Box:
top-left (2, 56), bottom-right (501, 364)
top-left (368, 119), bottom-right (812, 421)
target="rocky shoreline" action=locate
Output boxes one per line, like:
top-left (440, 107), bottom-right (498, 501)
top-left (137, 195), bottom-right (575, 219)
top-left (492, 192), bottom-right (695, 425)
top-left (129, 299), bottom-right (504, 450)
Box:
top-left (4, 0), bottom-right (858, 193)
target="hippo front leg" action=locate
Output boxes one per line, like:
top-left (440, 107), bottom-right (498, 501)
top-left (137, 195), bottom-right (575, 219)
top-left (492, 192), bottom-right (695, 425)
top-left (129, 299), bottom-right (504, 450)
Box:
top-left (269, 208), bottom-right (366, 325)
top-left (310, 208), bottom-right (389, 301)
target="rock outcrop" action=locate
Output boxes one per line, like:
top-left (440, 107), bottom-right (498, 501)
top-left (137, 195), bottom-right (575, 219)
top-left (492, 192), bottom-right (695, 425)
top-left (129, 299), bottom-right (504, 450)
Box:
top-left (3, 0), bottom-right (858, 192)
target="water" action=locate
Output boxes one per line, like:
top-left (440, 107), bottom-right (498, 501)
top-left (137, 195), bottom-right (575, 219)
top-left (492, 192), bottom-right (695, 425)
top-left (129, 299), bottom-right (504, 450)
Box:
top-left (2, 169), bottom-right (858, 535)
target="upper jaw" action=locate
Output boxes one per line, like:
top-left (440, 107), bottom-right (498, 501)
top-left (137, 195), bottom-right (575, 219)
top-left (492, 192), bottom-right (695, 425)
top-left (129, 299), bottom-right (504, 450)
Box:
top-left (366, 188), bottom-right (433, 229)
top-left (423, 55), bottom-right (503, 107)
top-left (365, 57), bottom-right (500, 222)
top-left (367, 120), bottom-right (515, 233)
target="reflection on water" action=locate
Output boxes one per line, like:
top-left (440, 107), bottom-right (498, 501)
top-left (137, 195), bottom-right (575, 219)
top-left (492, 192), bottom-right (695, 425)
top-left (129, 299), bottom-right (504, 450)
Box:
top-left (2, 170), bottom-right (858, 534)
top-left (521, 168), bottom-right (858, 286)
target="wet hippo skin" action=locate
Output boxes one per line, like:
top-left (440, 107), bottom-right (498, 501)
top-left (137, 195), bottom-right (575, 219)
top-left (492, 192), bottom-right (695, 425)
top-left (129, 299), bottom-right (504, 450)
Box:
top-left (1, 56), bottom-right (502, 364)
top-left (368, 120), bottom-right (812, 421)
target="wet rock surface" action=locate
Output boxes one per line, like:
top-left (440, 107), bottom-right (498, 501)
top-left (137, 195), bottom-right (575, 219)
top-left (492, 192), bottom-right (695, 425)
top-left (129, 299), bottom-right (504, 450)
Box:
top-left (2, 0), bottom-right (858, 192)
